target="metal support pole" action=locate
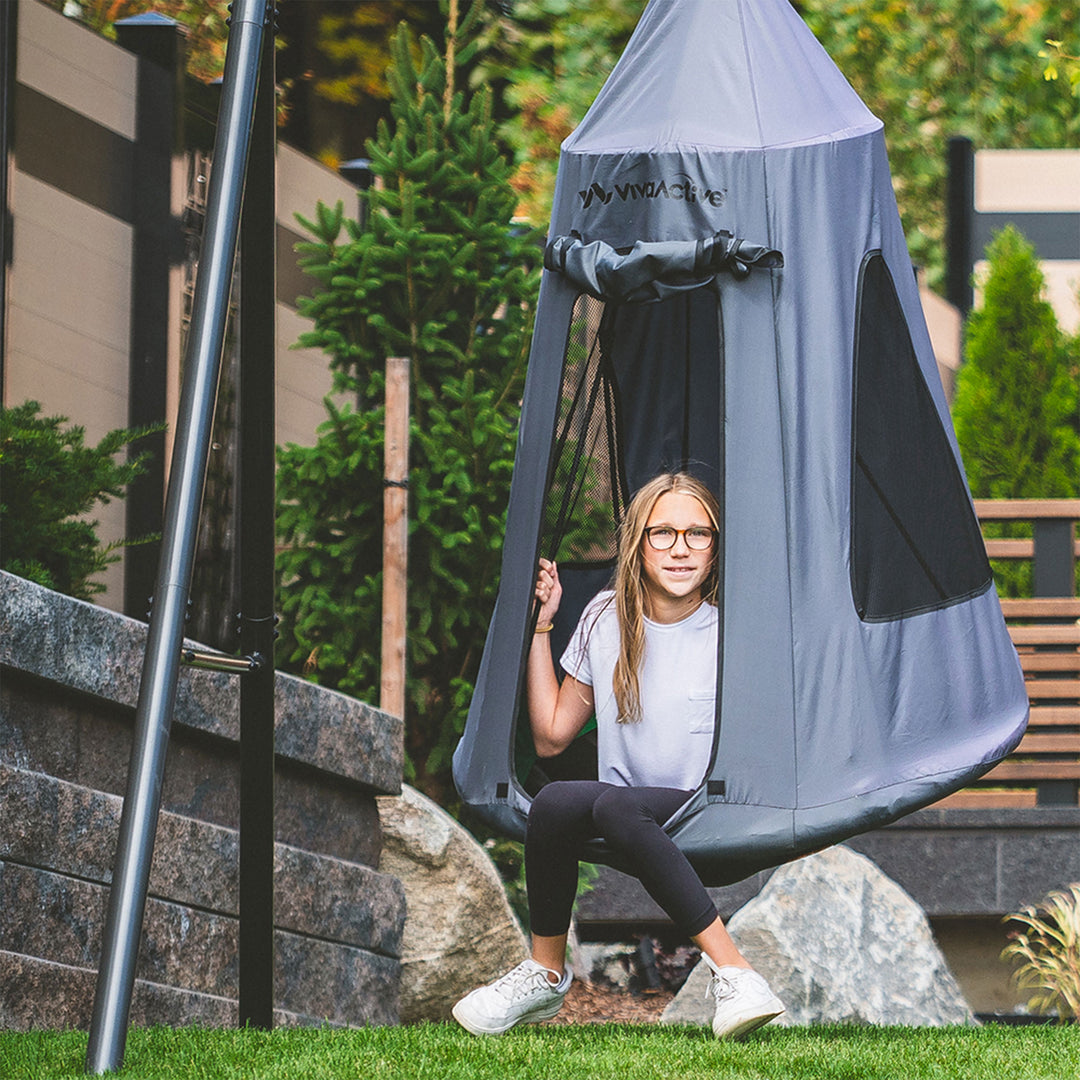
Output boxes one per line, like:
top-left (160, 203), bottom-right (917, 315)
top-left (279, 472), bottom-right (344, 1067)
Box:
top-left (86, 1), bottom-right (272, 1071)
top-left (1033, 519), bottom-right (1076, 599)
top-left (237, 7), bottom-right (277, 1029)
top-left (945, 135), bottom-right (974, 318)
top-left (0, 0), bottom-right (17, 390)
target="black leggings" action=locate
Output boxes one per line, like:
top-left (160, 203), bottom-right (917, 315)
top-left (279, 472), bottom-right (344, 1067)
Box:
top-left (525, 780), bottom-right (718, 938)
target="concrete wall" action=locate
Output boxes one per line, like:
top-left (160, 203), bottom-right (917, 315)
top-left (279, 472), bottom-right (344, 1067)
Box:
top-left (0, 570), bottom-right (406, 1030)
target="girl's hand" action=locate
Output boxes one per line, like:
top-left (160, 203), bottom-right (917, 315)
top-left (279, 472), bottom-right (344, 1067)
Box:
top-left (535, 558), bottom-right (562, 627)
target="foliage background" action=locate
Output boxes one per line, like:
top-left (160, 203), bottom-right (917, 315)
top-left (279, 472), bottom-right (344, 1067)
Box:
top-left (0, 403), bottom-right (158, 601)
top-left (41, 0), bottom-right (1080, 795)
top-left (51, 1), bottom-right (1080, 283)
top-left (274, 6), bottom-right (542, 800)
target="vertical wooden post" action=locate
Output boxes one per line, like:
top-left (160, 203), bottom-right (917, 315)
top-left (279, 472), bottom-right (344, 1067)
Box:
top-left (381, 357), bottom-right (410, 719)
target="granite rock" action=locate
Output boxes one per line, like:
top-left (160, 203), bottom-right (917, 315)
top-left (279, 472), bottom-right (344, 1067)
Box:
top-left (377, 785), bottom-right (528, 1022)
top-left (662, 846), bottom-right (975, 1028)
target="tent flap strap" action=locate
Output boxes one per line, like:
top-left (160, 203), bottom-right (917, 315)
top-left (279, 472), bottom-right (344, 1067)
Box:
top-left (545, 232), bottom-right (783, 302)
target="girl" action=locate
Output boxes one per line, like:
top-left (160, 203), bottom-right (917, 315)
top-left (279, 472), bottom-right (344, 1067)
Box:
top-left (452, 473), bottom-right (784, 1038)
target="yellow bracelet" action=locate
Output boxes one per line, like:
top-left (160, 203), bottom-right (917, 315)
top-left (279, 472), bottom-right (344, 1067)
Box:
top-left (534, 623), bottom-right (554, 634)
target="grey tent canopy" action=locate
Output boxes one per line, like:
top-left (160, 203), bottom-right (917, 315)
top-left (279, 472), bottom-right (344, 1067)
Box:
top-left (452, 0), bottom-right (1027, 887)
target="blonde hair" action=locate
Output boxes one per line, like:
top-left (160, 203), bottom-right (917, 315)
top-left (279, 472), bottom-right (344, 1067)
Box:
top-left (611, 472), bottom-right (720, 723)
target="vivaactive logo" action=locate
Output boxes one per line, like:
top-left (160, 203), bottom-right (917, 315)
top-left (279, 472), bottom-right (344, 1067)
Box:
top-left (577, 173), bottom-right (726, 210)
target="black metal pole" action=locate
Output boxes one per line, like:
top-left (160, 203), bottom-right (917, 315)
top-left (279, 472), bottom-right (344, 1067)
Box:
top-left (0, 0), bottom-right (17, 391)
top-left (115, 14), bottom-right (185, 622)
top-left (86, 1), bottom-right (272, 1072)
top-left (945, 135), bottom-right (974, 318)
top-left (237, 5), bottom-right (277, 1030)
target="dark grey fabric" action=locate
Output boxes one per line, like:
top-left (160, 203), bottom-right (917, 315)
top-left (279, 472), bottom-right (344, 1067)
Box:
top-left (452, 0), bottom-right (1028, 886)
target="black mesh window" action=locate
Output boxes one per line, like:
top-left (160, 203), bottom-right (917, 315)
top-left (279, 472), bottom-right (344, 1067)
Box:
top-left (850, 252), bottom-right (991, 621)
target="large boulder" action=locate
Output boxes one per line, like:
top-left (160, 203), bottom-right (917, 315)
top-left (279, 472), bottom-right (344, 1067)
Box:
top-left (662, 845), bottom-right (974, 1027)
top-left (377, 785), bottom-right (527, 1022)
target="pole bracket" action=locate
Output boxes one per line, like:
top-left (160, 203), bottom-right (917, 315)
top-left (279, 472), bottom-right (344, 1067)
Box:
top-left (181, 648), bottom-right (264, 674)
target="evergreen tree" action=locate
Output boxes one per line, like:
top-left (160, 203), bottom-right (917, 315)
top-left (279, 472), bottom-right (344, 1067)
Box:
top-left (952, 226), bottom-right (1080, 596)
top-left (275, 3), bottom-right (542, 800)
top-left (0, 401), bottom-right (158, 600)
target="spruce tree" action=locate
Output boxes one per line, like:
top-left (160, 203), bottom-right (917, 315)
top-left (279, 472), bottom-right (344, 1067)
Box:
top-left (0, 401), bottom-right (158, 600)
top-left (275, 3), bottom-right (542, 800)
top-left (952, 226), bottom-right (1080, 596)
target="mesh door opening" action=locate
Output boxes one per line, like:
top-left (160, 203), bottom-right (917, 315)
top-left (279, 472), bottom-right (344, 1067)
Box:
top-left (516, 285), bottom-right (724, 792)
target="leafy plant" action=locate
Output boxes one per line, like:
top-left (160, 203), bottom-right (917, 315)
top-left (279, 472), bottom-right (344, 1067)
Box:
top-left (1040, 39), bottom-right (1080, 98)
top-left (800, 0), bottom-right (1080, 288)
top-left (472, 0), bottom-right (644, 225)
top-left (275, 3), bottom-right (543, 801)
top-left (0, 401), bottom-right (160, 601)
top-left (1002, 883), bottom-right (1080, 1021)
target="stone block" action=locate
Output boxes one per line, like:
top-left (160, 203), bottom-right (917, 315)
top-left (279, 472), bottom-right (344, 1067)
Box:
top-left (0, 861), bottom-right (401, 1027)
top-left (1, 662), bottom-right (384, 868)
top-left (275, 934), bottom-right (399, 1026)
top-left (0, 762), bottom-right (237, 913)
top-left (0, 765), bottom-right (405, 955)
top-left (0, 570), bottom-right (402, 798)
top-left (0, 952), bottom-right (336, 1031)
top-left (847, 830), bottom-right (999, 915)
top-left (0, 499), bottom-right (408, 1032)
top-left (848, 807), bottom-right (1080, 916)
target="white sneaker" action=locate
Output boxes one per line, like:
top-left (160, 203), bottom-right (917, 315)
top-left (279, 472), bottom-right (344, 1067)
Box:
top-left (704, 958), bottom-right (784, 1039)
top-left (451, 959), bottom-right (571, 1035)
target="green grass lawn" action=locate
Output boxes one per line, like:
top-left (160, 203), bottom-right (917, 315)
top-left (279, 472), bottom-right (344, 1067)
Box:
top-left (1, 1023), bottom-right (1078, 1080)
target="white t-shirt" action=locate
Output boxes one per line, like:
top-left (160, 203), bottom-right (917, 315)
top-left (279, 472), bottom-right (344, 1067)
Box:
top-left (560, 590), bottom-right (718, 791)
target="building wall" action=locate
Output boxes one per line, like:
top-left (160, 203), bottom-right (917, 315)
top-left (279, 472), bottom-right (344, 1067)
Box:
top-left (974, 148), bottom-right (1080, 334)
top-left (4, 1), bottom-right (353, 612)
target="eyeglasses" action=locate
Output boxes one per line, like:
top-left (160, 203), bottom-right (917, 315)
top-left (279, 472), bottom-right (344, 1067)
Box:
top-left (643, 526), bottom-right (716, 551)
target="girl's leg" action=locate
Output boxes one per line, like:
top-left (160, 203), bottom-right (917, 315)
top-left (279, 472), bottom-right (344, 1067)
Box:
top-left (525, 780), bottom-right (614, 975)
top-left (692, 916), bottom-right (752, 970)
top-left (591, 785), bottom-right (750, 967)
top-left (530, 932), bottom-right (569, 976)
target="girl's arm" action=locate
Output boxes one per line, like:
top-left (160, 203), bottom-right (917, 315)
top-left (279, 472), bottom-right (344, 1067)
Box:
top-left (527, 559), bottom-right (595, 758)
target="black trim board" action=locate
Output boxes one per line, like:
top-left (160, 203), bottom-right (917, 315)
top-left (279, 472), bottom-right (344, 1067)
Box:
top-left (14, 83), bottom-right (133, 223)
top-left (973, 211), bottom-right (1080, 262)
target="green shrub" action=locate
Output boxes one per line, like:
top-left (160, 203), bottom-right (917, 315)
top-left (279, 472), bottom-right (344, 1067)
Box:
top-left (0, 401), bottom-right (159, 601)
top-left (952, 226), bottom-right (1080, 597)
top-left (275, 6), bottom-right (542, 799)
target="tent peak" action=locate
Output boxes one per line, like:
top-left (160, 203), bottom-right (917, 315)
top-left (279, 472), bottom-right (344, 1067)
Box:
top-left (564, 0), bottom-right (879, 155)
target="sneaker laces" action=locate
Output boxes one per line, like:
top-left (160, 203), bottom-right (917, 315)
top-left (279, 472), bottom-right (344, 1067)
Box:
top-left (493, 962), bottom-right (558, 1003)
top-left (705, 971), bottom-right (736, 1004)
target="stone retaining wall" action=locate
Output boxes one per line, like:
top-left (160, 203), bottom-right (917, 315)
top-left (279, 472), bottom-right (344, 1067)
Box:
top-left (0, 571), bottom-right (406, 1030)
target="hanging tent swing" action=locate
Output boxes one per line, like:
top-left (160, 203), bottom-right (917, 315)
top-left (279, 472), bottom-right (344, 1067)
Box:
top-left (453, 0), bottom-right (1027, 887)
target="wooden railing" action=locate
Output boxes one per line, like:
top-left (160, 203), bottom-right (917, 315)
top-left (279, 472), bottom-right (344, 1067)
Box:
top-left (937, 500), bottom-right (1080, 809)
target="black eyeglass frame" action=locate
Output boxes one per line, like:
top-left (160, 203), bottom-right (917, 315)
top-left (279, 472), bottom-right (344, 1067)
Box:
top-left (643, 526), bottom-right (717, 551)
